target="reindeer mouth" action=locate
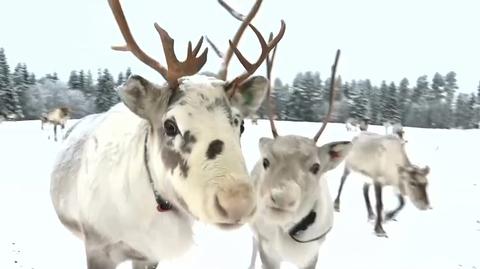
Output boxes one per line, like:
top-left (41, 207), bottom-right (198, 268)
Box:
top-left (214, 223), bottom-right (244, 230)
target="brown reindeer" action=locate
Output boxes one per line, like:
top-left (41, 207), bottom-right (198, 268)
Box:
top-left (40, 107), bottom-right (71, 141)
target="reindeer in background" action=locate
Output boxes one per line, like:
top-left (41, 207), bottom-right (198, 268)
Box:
top-left (248, 47), bottom-right (351, 268)
top-left (333, 132), bottom-right (431, 237)
top-left (40, 106), bottom-right (71, 141)
top-left (50, 0), bottom-right (285, 268)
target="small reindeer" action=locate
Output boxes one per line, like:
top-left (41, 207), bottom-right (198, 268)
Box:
top-left (333, 132), bottom-right (431, 237)
top-left (40, 107), bottom-right (71, 141)
top-left (248, 49), bottom-right (351, 269)
top-left (50, 0), bottom-right (285, 268)
top-left (345, 117), bottom-right (358, 132)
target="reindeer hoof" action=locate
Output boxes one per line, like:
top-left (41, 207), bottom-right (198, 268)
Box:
top-left (368, 214), bottom-right (375, 221)
top-left (333, 202), bottom-right (340, 212)
top-left (374, 226), bottom-right (388, 238)
top-left (385, 213), bottom-right (398, 222)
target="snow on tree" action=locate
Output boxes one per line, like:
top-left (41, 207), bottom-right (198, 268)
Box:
top-left (95, 68), bottom-right (120, 113)
top-left (68, 70), bottom-right (81, 90)
top-left (397, 78), bottom-right (410, 124)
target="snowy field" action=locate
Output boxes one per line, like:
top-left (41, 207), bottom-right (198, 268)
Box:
top-left (0, 118), bottom-right (479, 269)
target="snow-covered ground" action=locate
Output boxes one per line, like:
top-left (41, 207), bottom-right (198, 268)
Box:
top-left (0, 119), bottom-right (479, 269)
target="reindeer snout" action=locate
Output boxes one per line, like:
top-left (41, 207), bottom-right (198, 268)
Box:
top-left (214, 181), bottom-right (256, 223)
top-left (269, 182), bottom-right (301, 210)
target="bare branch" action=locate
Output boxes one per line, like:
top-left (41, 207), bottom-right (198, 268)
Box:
top-left (205, 36), bottom-right (224, 58)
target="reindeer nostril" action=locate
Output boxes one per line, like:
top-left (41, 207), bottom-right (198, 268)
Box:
top-left (215, 195), bottom-right (228, 218)
top-left (270, 195), bottom-right (276, 204)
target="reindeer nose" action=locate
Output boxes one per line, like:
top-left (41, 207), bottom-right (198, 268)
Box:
top-left (270, 184), bottom-right (300, 209)
top-left (215, 182), bottom-right (256, 223)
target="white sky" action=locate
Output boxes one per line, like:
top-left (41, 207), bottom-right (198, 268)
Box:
top-left (0, 0), bottom-right (479, 92)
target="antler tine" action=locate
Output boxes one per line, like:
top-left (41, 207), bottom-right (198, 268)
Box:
top-left (217, 0), bottom-right (263, 80)
top-left (108, 0), bottom-right (168, 80)
top-left (313, 49), bottom-right (341, 143)
top-left (205, 36), bottom-right (224, 58)
top-left (266, 32), bottom-right (279, 138)
top-left (154, 23), bottom-right (208, 89)
top-left (229, 20), bottom-right (286, 91)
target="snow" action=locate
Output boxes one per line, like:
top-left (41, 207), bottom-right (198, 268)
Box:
top-left (0, 119), bottom-right (479, 269)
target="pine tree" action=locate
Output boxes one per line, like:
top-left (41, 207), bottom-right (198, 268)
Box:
top-left (431, 72), bottom-right (445, 101)
top-left (349, 80), bottom-right (369, 120)
top-left (125, 67), bottom-right (132, 79)
top-left (411, 75), bottom-right (429, 103)
top-left (116, 72), bottom-right (125, 86)
top-left (378, 80), bottom-right (389, 122)
top-left (397, 78), bottom-right (410, 124)
top-left (95, 68), bottom-right (120, 112)
top-left (78, 70), bottom-right (86, 91)
top-left (68, 70), bottom-right (81, 90)
top-left (12, 63), bottom-right (29, 118)
top-left (454, 93), bottom-right (475, 128)
top-left (0, 49), bottom-right (22, 117)
top-left (383, 82), bottom-right (400, 123)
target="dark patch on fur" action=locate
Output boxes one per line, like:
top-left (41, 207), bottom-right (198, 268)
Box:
top-left (180, 131), bottom-right (197, 153)
top-left (131, 75), bottom-right (149, 88)
top-left (206, 139), bottom-right (224, 159)
top-left (161, 148), bottom-right (189, 177)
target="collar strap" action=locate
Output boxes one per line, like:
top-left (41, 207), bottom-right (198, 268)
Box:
top-left (144, 129), bottom-right (173, 212)
top-left (288, 210), bottom-right (333, 243)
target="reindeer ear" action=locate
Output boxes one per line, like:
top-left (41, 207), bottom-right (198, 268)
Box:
top-left (117, 75), bottom-right (170, 120)
top-left (228, 76), bottom-right (268, 118)
top-left (422, 165), bottom-right (430, 175)
top-left (317, 141), bottom-right (352, 173)
top-left (259, 137), bottom-right (274, 154)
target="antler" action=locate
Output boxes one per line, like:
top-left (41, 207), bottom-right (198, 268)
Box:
top-left (108, 0), bottom-right (208, 89)
top-left (227, 21), bottom-right (286, 96)
top-left (313, 49), bottom-right (341, 143)
top-left (217, 0), bottom-right (263, 81)
top-left (265, 33), bottom-right (279, 138)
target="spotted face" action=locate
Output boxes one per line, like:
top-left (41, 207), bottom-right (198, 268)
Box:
top-left (118, 74), bottom-right (268, 228)
top-left (398, 165), bottom-right (431, 210)
top-left (256, 135), bottom-right (352, 224)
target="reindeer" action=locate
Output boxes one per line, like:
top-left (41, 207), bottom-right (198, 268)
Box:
top-left (49, 0), bottom-right (285, 268)
top-left (248, 49), bottom-right (352, 269)
top-left (333, 132), bottom-right (431, 237)
top-left (40, 106), bottom-right (71, 141)
top-left (345, 117), bottom-right (358, 132)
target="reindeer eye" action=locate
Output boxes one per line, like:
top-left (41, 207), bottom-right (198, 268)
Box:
top-left (310, 163), bottom-right (320, 175)
top-left (164, 119), bottom-right (178, 136)
top-left (262, 158), bottom-right (270, 169)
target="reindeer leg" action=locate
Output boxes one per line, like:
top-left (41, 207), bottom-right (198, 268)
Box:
top-left (363, 183), bottom-right (375, 220)
top-left (373, 182), bottom-right (387, 237)
top-left (385, 194), bottom-right (405, 222)
top-left (132, 261), bottom-right (158, 269)
top-left (333, 166), bottom-right (350, 212)
top-left (258, 240), bottom-right (280, 269)
top-left (85, 246), bottom-right (117, 269)
top-left (301, 255), bottom-right (318, 269)
top-left (53, 124), bottom-right (58, 142)
top-left (248, 236), bottom-right (258, 269)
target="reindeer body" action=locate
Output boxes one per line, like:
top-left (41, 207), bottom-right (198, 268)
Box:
top-left (345, 118), bottom-right (358, 132)
top-left (333, 132), bottom-right (431, 237)
top-left (50, 74), bottom-right (270, 268)
top-left (248, 136), bottom-right (351, 269)
top-left (41, 107), bottom-right (71, 141)
top-left (51, 104), bottom-right (195, 263)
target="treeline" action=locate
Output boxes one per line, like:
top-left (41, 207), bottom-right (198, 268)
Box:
top-left (258, 71), bottom-right (480, 129)
top-left (0, 48), bottom-right (127, 120)
top-left (1, 47), bottom-right (479, 129)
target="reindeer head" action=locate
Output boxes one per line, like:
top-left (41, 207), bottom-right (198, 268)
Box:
top-left (256, 136), bottom-right (351, 224)
top-left (398, 165), bottom-right (431, 210)
top-left (108, 0), bottom-right (285, 228)
top-left (253, 49), bottom-right (352, 224)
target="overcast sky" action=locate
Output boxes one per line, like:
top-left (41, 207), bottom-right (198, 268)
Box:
top-left (1, 0), bottom-right (479, 92)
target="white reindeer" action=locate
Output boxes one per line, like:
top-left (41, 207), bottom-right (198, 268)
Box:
top-left (384, 121), bottom-right (405, 140)
top-left (333, 132), bottom-right (431, 237)
top-left (49, 1), bottom-right (285, 268)
top-left (248, 50), bottom-right (351, 269)
top-left (40, 106), bottom-right (71, 141)
top-left (345, 117), bottom-right (358, 132)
